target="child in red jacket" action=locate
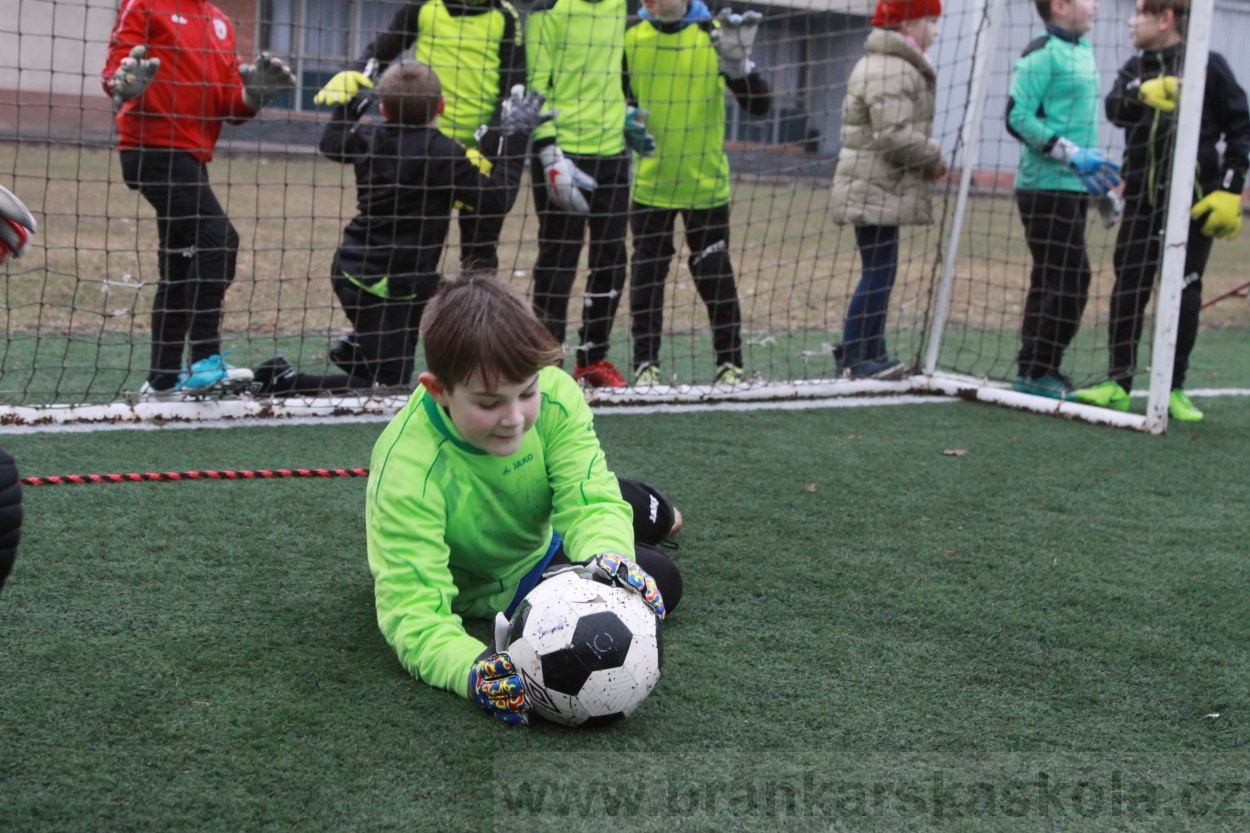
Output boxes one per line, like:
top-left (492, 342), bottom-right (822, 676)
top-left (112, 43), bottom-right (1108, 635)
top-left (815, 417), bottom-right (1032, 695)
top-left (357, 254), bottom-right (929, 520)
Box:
top-left (103, 0), bottom-right (295, 399)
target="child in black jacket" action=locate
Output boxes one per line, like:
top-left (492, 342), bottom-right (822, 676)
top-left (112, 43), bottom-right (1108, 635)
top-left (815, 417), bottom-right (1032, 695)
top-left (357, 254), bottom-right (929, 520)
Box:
top-left (249, 60), bottom-right (548, 396)
top-left (1072, 0), bottom-right (1250, 422)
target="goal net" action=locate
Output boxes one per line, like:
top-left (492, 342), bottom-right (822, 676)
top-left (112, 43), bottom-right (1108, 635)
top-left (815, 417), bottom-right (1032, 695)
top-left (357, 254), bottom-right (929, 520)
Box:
top-left (1, 0), bottom-right (1244, 430)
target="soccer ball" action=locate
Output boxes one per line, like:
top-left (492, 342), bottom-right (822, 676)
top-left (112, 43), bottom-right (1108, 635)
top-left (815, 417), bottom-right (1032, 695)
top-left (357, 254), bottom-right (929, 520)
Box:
top-left (503, 568), bottom-right (662, 727)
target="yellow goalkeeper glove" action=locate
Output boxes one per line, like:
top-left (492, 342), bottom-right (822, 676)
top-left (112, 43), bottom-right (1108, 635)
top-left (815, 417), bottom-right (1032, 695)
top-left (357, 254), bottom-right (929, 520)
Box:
top-left (1138, 76), bottom-right (1180, 112)
top-left (314, 71), bottom-right (373, 106)
top-left (1191, 190), bottom-right (1243, 240)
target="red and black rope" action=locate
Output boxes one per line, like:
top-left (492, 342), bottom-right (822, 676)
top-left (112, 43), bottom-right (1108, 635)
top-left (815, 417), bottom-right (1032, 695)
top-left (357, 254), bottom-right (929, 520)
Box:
top-left (19, 468), bottom-right (369, 487)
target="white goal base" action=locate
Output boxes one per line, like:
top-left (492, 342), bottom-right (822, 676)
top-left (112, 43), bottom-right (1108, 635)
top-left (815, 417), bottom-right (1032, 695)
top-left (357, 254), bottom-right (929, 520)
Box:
top-left (0, 372), bottom-right (1161, 431)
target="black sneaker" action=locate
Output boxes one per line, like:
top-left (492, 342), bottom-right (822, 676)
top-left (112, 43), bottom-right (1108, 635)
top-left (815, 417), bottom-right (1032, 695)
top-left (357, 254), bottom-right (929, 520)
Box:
top-left (247, 356), bottom-right (297, 396)
top-left (329, 335), bottom-right (362, 376)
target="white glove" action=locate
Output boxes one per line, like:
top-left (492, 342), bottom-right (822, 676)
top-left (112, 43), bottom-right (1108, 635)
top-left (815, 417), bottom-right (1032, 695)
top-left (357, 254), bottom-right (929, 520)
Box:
top-left (0, 184), bottom-right (36, 263)
top-left (538, 145), bottom-right (596, 215)
top-left (710, 9), bottom-right (762, 80)
top-left (239, 52), bottom-right (297, 111)
top-left (107, 45), bottom-right (161, 105)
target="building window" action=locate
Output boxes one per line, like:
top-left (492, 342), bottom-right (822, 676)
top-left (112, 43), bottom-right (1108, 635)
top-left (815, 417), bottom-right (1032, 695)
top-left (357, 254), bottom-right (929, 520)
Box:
top-left (259, 0), bottom-right (403, 111)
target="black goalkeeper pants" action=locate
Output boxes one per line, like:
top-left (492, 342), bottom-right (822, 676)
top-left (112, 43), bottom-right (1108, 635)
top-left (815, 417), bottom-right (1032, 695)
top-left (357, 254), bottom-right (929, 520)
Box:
top-left (457, 207), bottom-right (504, 273)
top-left (120, 149), bottom-right (239, 389)
top-left (548, 476), bottom-right (684, 613)
top-left (1015, 190), bottom-right (1091, 379)
top-left (331, 266), bottom-right (441, 386)
top-left (530, 150), bottom-right (631, 367)
top-left (1108, 194), bottom-right (1210, 392)
top-left (629, 202), bottom-right (743, 370)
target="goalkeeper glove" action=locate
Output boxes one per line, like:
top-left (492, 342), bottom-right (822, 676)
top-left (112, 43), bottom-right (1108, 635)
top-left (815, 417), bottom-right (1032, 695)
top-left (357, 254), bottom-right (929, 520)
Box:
top-left (0, 184), bottom-right (36, 264)
top-left (538, 145), bottom-right (596, 215)
top-left (710, 9), bottom-right (762, 80)
top-left (585, 552), bottom-right (666, 618)
top-left (107, 45), bottom-right (160, 105)
top-left (624, 107), bottom-right (656, 157)
top-left (314, 70), bottom-right (374, 107)
top-left (468, 613), bottom-right (531, 725)
top-left (1050, 138), bottom-right (1121, 196)
top-left (499, 85), bottom-right (555, 136)
top-left (1138, 76), bottom-right (1180, 112)
top-left (240, 53), bottom-right (297, 111)
top-left (1097, 191), bottom-right (1124, 229)
top-left (1191, 190), bottom-right (1243, 240)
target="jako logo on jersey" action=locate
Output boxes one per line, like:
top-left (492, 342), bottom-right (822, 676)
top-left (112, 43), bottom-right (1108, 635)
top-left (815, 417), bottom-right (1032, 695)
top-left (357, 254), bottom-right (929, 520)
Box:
top-left (171, 13), bottom-right (187, 23)
top-left (649, 493), bottom-right (659, 523)
top-left (213, 19), bottom-right (228, 40)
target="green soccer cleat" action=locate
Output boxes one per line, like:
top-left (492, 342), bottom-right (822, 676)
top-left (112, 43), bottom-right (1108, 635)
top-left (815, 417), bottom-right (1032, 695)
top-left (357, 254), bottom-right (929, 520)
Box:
top-left (713, 363), bottom-right (745, 386)
top-left (1071, 379), bottom-right (1131, 412)
top-left (1169, 389), bottom-right (1204, 422)
top-left (633, 363), bottom-right (662, 387)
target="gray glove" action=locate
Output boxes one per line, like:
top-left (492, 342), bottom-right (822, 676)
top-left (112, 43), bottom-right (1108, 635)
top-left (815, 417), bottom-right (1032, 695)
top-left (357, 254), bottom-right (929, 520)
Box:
top-left (538, 145), bottom-right (596, 215)
top-left (710, 9), bottom-right (762, 80)
top-left (499, 85), bottom-right (556, 136)
top-left (239, 52), bottom-right (297, 111)
top-left (107, 45), bottom-right (161, 105)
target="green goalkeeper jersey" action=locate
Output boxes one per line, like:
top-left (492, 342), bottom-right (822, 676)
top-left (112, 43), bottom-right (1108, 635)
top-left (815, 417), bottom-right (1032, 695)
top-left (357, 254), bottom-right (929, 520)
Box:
top-left (625, 17), bottom-right (731, 209)
top-left (413, 0), bottom-right (520, 146)
top-left (525, 0), bottom-right (627, 155)
top-left (366, 366), bottom-right (634, 697)
top-left (1006, 26), bottom-right (1102, 193)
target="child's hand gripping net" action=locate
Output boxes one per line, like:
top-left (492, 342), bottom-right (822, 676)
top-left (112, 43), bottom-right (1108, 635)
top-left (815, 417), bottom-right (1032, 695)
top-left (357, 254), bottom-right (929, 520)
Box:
top-left (240, 53), bottom-right (297, 110)
top-left (710, 9), bottom-right (762, 80)
top-left (107, 45), bottom-right (161, 105)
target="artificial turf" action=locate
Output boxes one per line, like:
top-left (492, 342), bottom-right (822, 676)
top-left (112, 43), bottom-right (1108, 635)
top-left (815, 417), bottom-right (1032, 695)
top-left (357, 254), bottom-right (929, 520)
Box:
top-left (2, 396), bottom-right (1248, 832)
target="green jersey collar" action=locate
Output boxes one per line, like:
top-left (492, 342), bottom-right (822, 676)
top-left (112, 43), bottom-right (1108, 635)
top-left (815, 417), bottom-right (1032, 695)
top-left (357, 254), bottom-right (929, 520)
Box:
top-left (421, 390), bottom-right (489, 455)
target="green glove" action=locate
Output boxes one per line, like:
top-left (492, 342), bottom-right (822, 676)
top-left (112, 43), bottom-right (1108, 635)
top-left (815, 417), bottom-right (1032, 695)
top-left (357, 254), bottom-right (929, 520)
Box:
top-left (1191, 190), bottom-right (1243, 240)
top-left (107, 45), bottom-right (161, 105)
top-left (239, 53), bottom-right (297, 110)
top-left (1138, 76), bottom-right (1179, 112)
top-left (314, 71), bottom-right (374, 106)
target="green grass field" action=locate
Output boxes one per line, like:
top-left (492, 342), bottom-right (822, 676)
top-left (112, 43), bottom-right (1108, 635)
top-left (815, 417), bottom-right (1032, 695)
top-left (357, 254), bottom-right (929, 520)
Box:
top-left (3, 395), bottom-right (1249, 832)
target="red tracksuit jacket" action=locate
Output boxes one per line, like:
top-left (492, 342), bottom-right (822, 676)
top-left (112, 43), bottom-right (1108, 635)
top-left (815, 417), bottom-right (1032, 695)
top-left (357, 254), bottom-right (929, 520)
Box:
top-left (103, 0), bottom-right (257, 162)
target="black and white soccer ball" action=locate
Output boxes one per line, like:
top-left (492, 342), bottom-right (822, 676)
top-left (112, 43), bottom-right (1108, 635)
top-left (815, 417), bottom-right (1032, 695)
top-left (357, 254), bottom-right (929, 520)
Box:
top-left (503, 568), bottom-right (662, 727)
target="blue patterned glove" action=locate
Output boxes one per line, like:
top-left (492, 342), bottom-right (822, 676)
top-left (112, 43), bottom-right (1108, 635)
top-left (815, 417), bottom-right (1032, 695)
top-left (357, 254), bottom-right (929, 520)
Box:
top-left (624, 107), bottom-right (656, 157)
top-left (469, 614), bottom-right (531, 726)
top-left (587, 551), bottom-right (666, 618)
top-left (1050, 138), bottom-right (1121, 196)
top-left (469, 652), bottom-right (530, 725)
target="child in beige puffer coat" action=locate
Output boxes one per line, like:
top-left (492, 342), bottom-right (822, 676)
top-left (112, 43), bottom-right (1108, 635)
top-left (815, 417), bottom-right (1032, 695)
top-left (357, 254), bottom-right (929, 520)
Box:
top-left (830, 0), bottom-right (946, 379)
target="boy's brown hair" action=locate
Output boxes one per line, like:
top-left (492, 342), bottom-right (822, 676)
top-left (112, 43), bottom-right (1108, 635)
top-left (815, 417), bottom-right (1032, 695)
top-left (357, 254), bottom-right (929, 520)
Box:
top-left (1033, 0), bottom-right (1053, 22)
top-left (376, 60), bottom-right (442, 126)
top-left (1139, 0), bottom-right (1189, 35)
top-left (422, 274), bottom-right (563, 391)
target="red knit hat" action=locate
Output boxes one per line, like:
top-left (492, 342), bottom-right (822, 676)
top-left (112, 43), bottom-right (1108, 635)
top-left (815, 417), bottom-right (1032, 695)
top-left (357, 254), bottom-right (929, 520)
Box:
top-left (871, 0), bottom-right (941, 26)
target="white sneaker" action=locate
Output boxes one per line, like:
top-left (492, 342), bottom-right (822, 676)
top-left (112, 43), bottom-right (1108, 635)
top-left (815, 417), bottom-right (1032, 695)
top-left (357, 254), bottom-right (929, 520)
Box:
top-left (138, 381), bottom-right (185, 401)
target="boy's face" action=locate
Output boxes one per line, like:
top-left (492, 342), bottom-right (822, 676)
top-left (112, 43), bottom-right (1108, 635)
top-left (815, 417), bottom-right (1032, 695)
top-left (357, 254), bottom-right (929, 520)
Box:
top-left (1129, 2), bottom-right (1177, 50)
top-left (1053, 0), bottom-right (1097, 35)
top-left (642, 0), bottom-right (687, 22)
top-left (421, 370), bottom-right (541, 457)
